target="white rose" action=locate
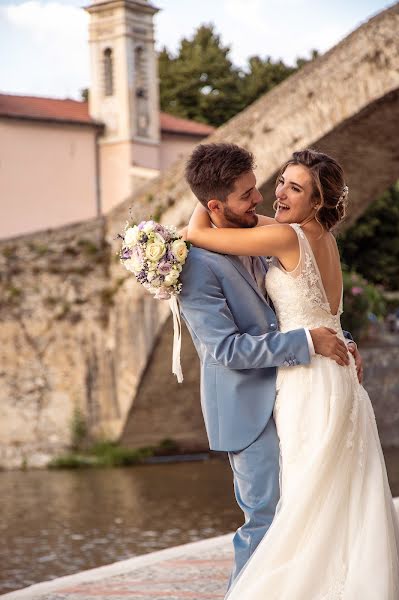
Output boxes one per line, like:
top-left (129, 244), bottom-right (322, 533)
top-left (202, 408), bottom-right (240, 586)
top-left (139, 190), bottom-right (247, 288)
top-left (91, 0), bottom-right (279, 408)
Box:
top-left (124, 257), bottom-right (141, 274)
top-left (143, 220), bottom-right (156, 233)
top-left (124, 226), bottom-right (139, 247)
top-left (171, 240), bottom-right (188, 263)
top-left (154, 232), bottom-right (166, 244)
top-left (145, 241), bottom-right (166, 262)
top-left (147, 271), bottom-right (157, 282)
top-left (164, 270), bottom-right (180, 286)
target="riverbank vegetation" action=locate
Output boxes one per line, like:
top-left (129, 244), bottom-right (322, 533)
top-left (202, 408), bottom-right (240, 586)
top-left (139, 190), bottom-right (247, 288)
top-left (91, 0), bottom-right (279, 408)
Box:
top-left (48, 438), bottom-right (181, 469)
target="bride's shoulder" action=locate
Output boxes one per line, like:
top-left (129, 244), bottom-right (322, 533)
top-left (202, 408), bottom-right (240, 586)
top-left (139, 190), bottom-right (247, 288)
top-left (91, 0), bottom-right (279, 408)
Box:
top-left (256, 216), bottom-right (299, 237)
top-left (256, 215), bottom-right (276, 226)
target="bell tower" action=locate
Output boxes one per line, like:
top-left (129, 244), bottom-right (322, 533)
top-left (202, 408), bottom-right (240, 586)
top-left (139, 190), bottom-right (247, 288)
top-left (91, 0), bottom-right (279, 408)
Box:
top-left (85, 0), bottom-right (160, 212)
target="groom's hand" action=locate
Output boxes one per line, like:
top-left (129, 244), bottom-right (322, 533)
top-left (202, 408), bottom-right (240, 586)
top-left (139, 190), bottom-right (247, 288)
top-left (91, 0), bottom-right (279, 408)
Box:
top-left (310, 327), bottom-right (349, 366)
top-left (348, 342), bottom-right (363, 383)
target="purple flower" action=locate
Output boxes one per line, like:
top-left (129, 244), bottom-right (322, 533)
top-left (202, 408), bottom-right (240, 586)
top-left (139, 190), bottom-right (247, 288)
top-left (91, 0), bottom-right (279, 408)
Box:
top-left (154, 224), bottom-right (172, 242)
top-left (121, 247), bottom-right (132, 260)
top-left (132, 246), bottom-right (143, 261)
top-left (137, 270), bottom-right (147, 283)
top-left (158, 260), bottom-right (172, 275)
top-left (351, 286), bottom-right (363, 296)
top-left (166, 250), bottom-right (176, 263)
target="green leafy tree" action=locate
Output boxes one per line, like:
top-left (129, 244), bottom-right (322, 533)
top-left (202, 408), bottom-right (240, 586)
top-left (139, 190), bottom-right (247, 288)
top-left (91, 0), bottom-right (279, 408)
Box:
top-left (159, 25), bottom-right (244, 127)
top-left (338, 183), bottom-right (399, 291)
top-left (159, 24), bottom-right (318, 127)
top-left (239, 56), bottom-right (296, 107)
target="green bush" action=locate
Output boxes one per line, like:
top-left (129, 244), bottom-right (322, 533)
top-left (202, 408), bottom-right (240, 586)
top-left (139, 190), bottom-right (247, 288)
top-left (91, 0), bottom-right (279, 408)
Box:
top-left (48, 441), bottom-right (155, 469)
top-left (70, 407), bottom-right (88, 451)
top-left (341, 270), bottom-right (386, 341)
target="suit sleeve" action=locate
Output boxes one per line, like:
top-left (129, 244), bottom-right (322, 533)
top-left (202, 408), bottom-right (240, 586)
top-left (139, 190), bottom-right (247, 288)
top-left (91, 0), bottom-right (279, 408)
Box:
top-left (179, 255), bottom-right (311, 370)
top-left (343, 330), bottom-right (354, 342)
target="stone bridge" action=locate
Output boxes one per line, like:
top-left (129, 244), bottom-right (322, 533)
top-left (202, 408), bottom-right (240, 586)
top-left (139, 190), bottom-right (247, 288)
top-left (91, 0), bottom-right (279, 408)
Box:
top-left (1, 4), bottom-right (398, 467)
top-left (115, 3), bottom-right (399, 450)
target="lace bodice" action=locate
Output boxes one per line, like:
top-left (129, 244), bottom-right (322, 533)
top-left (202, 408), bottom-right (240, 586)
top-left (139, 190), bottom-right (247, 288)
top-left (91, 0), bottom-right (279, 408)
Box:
top-left (266, 223), bottom-right (343, 332)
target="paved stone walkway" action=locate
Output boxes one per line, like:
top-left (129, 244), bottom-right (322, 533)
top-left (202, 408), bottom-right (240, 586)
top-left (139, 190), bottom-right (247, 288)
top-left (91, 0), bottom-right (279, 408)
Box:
top-left (1, 534), bottom-right (234, 600)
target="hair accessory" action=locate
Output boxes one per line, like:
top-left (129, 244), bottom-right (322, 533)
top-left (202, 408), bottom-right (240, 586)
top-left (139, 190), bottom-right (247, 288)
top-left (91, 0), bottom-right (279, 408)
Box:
top-left (337, 185), bottom-right (349, 207)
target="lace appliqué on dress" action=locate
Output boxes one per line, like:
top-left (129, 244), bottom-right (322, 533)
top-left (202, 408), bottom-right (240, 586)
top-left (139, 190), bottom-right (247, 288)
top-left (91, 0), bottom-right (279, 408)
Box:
top-left (291, 223), bottom-right (338, 317)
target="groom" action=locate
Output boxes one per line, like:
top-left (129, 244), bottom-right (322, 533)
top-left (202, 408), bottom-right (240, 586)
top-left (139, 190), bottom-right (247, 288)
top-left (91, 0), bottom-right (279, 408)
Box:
top-left (179, 143), bottom-right (358, 588)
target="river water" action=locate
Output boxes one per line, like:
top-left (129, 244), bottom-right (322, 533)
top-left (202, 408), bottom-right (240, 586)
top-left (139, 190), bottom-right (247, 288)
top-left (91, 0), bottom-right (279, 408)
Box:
top-left (2, 451), bottom-right (399, 595)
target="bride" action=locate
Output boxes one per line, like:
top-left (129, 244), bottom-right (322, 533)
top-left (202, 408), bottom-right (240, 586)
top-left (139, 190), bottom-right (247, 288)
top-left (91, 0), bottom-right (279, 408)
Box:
top-left (187, 149), bottom-right (399, 599)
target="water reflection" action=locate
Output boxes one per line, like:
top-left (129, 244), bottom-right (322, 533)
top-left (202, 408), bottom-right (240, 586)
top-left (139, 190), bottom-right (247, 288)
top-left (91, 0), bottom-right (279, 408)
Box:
top-left (1, 451), bottom-right (398, 594)
top-left (0, 458), bottom-right (241, 594)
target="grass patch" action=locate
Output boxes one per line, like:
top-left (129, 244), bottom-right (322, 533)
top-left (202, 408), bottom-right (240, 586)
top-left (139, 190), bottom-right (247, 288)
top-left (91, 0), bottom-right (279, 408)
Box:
top-left (48, 441), bottom-right (154, 469)
top-left (48, 438), bottom-right (181, 469)
top-left (77, 238), bottom-right (100, 256)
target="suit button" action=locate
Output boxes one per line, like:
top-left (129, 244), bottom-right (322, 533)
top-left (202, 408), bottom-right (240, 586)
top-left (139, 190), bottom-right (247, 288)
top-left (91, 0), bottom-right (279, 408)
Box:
top-left (270, 323), bottom-right (276, 329)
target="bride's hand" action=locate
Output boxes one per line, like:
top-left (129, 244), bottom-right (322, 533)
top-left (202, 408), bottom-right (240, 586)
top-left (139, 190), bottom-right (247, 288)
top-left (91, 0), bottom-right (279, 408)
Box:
top-left (179, 225), bottom-right (189, 241)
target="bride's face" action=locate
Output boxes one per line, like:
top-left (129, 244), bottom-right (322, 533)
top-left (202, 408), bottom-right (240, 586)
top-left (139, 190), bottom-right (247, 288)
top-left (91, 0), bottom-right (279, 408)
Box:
top-left (274, 164), bottom-right (315, 224)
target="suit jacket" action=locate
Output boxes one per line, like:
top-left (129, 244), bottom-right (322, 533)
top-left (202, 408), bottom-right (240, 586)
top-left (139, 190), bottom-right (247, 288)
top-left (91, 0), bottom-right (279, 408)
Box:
top-left (179, 247), bottom-right (311, 452)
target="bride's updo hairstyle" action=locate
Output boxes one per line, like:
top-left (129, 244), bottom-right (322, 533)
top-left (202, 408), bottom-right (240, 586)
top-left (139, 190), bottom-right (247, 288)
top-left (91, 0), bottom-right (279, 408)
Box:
top-left (276, 149), bottom-right (349, 231)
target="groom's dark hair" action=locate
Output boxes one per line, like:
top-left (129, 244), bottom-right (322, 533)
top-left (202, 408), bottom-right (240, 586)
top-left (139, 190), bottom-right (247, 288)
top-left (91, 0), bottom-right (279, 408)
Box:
top-left (185, 143), bottom-right (255, 207)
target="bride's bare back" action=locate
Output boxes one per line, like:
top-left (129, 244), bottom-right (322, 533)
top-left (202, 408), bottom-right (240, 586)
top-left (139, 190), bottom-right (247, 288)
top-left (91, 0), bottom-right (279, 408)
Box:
top-left (301, 226), bottom-right (343, 316)
top-left (257, 215), bottom-right (343, 316)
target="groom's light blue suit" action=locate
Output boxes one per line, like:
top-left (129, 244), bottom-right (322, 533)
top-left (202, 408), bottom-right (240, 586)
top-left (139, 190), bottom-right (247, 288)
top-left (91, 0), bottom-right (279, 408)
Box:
top-left (179, 246), bottom-right (312, 585)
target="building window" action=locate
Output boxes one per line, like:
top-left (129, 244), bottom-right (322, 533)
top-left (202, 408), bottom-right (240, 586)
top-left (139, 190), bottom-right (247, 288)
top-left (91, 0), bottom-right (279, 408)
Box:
top-left (103, 47), bottom-right (114, 96)
top-left (134, 45), bottom-right (149, 137)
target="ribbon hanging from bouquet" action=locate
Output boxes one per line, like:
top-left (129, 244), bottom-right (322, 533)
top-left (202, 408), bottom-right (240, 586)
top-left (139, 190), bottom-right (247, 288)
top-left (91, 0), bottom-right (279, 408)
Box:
top-left (169, 295), bottom-right (183, 383)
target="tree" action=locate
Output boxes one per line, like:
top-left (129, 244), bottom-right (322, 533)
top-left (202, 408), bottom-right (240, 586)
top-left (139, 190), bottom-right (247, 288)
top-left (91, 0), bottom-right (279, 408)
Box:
top-left (239, 56), bottom-right (296, 107)
top-left (338, 183), bottom-right (399, 291)
top-left (158, 24), bottom-right (318, 127)
top-left (159, 25), bottom-right (244, 127)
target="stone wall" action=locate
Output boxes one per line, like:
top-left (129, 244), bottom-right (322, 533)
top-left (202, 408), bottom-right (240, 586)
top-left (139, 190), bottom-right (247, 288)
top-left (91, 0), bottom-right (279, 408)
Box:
top-left (0, 218), bottom-right (169, 468)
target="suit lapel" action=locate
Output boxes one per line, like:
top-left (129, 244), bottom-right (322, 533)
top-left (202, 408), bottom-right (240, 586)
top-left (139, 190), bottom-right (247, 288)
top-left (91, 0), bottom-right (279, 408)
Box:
top-left (224, 255), bottom-right (269, 306)
top-left (259, 256), bottom-right (270, 271)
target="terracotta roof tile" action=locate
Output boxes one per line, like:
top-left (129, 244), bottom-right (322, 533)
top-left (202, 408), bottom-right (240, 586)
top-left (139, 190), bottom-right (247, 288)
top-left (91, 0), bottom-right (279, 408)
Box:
top-left (0, 93), bottom-right (99, 126)
top-left (160, 112), bottom-right (214, 136)
top-left (0, 93), bottom-right (215, 136)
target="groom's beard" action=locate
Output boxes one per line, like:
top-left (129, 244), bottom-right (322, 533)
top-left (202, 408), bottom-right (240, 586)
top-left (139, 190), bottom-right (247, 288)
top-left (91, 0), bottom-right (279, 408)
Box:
top-left (221, 204), bottom-right (259, 229)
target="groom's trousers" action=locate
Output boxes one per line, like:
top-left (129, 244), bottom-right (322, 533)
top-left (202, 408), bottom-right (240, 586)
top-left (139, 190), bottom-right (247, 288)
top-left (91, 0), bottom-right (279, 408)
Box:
top-left (227, 417), bottom-right (280, 589)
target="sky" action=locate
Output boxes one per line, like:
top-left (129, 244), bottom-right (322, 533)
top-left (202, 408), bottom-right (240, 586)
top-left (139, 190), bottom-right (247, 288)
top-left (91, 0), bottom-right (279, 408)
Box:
top-left (0, 0), bottom-right (394, 100)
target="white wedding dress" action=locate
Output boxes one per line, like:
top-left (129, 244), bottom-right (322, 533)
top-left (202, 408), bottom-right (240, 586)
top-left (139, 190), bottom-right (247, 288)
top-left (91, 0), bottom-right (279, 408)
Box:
top-left (227, 223), bottom-right (399, 599)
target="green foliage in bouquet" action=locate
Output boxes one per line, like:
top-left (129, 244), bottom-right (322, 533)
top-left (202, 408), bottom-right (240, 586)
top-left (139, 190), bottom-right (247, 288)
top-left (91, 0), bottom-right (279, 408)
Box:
top-left (341, 270), bottom-right (386, 341)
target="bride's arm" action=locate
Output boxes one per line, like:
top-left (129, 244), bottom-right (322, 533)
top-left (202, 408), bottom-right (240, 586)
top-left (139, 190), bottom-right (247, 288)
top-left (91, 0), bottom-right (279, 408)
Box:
top-left (187, 204), bottom-right (296, 258)
top-left (179, 214), bottom-right (274, 240)
top-left (256, 214), bottom-right (276, 226)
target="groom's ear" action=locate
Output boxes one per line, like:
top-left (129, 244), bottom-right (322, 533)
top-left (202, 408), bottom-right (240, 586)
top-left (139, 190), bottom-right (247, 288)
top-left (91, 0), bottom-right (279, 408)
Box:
top-left (207, 199), bottom-right (222, 213)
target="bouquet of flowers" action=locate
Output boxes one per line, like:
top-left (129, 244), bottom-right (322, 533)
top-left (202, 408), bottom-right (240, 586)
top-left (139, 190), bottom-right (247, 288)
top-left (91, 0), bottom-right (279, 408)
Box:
top-left (120, 220), bottom-right (190, 382)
